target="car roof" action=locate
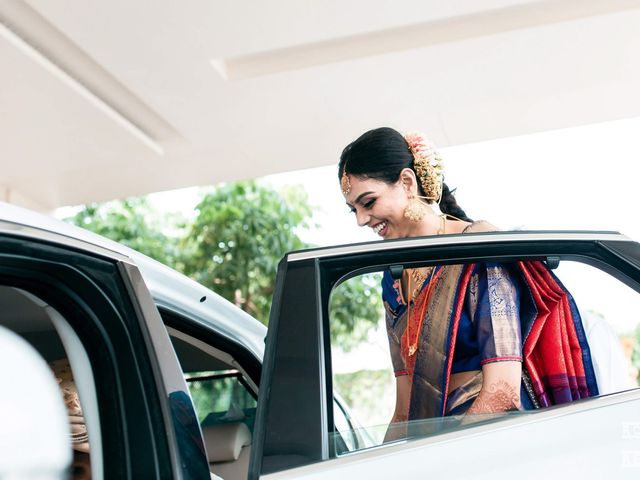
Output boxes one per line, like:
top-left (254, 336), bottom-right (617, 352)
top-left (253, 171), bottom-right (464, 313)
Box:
top-left (0, 202), bottom-right (266, 360)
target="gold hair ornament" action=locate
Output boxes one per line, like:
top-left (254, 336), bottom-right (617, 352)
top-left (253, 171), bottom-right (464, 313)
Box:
top-left (404, 132), bottom-right (444, 203)
top-left (340, 169), bottom-right (351, 196)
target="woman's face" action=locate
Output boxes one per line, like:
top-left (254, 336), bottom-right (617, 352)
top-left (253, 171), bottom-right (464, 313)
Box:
top-left (344, 175), bottom-right (415, 239)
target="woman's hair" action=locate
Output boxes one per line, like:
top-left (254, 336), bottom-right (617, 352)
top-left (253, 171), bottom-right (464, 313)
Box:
top-left (339, 127), bottom-right (473, 222)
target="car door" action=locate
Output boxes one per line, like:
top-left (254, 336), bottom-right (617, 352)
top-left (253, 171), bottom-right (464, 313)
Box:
top-left (250, 231), bottom-right (640, 479)
top-left (0, 221), bottom-right (210, 479)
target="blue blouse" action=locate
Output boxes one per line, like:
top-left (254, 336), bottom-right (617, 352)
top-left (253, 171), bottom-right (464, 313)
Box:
top-left (382, 263), bottom-right (523, 376)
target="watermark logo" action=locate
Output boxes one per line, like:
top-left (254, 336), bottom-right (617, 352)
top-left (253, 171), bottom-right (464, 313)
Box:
top-left (623, 451), bottom-right (640, 468)
top-left (622, 422), bottom-right (640, 440)
top-left (622, 422), bottom-right (640, 468)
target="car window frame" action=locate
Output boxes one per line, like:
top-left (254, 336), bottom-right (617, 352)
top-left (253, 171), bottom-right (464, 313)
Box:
top-left (160, 308), bottom-right (263, 388)
top-left (251, 233), bottom-right (640, 478)
top-left (187, 371), bottom-right (258, 398)
top-left (0, 231), bottom-right (208, 479)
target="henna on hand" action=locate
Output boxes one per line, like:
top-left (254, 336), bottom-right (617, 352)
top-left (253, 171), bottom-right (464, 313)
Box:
top-left (466, 379), bottom-right (520, 415)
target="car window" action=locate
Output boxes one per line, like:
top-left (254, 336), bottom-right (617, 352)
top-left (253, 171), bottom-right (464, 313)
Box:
top-left (187, 370), bottom-right (258, 432)
top-left (328, 259), bottom-right (640, 455)
top-left (332, 399), bottom-right (357, 452)
top-left (549, 260), bottom-right (640, 392)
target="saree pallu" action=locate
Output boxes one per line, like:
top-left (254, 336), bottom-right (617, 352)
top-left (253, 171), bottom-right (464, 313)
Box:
top-left (518, 260), bottom-right (597, 407)
top-left (407, 261), bottom-right (598, 420)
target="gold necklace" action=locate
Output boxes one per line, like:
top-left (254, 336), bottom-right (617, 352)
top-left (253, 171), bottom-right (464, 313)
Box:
top-left (409, 267), bottom-right (432, 300)
top-left (404, 216), bottom-right (446, 357)
top-left (407, 266), bottom-right (442, 356)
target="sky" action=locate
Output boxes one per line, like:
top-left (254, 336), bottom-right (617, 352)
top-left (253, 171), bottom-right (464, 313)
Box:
top-left (88, 115), bottom-right (640, 339)
top-left (148, 114), bottom-right (640, 245)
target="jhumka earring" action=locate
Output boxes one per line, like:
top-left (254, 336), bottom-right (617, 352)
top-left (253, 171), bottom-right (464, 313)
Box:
top-left (403, 195), bottom-right (428, 222)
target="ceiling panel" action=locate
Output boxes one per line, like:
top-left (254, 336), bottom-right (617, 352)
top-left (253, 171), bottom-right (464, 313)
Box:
top-left (0, 0), bottom-right (638, 209)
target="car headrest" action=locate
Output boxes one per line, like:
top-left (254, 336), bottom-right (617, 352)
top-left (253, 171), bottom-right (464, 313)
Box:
top-left (202, 422), bottom-right (252, 463)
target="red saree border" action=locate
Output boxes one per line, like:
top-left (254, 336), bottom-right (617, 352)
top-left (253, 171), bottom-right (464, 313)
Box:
top-left (480, 355), bottom-right (523, 365)
top-left (517, 260), bottom-right (592, 406)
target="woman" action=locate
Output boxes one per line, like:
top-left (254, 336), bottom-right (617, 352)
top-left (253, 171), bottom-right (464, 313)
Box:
top-left (338, 127), bottom-right (598, 439)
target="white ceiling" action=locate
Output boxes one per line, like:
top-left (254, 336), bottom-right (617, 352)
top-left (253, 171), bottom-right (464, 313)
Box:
top-left (1, 0), bottom-right (640, 210)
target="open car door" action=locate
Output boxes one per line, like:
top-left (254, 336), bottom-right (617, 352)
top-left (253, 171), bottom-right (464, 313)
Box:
top-left (251, 231), bottom-right (640, 479)
top-left (0, 217), bottom-right (210, 479)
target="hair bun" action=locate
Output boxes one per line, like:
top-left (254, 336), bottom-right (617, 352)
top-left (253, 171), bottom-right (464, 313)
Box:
top-left (403, 132), bottom-right (444, 204)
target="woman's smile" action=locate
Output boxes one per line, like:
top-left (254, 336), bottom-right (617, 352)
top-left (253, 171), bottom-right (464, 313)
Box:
top-left (344, 176), bottom-right (410, 239)
top-left (372, 221), bottom-right (388, 237)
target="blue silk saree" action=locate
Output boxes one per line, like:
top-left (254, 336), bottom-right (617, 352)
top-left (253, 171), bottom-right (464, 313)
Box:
top-left (382, 230), bottom-right (598, 420)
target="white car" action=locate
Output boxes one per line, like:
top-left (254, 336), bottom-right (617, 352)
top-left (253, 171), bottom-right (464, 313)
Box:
top-left (0, 202), bottom-right (368, 480)
top-left (1, 201), bottom-right (640, 479)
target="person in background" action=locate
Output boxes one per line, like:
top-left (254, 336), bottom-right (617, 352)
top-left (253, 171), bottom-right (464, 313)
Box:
top-left (50, 359), bottom-right (91, 480)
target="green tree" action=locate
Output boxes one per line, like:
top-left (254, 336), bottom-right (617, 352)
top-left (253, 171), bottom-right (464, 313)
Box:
top-left (183, 181), bottom-right (311, 324)
top-left (66, 181), bottom-right (382, 350)
top-left (330, 273), bottom-right (383, 351)
top-left (65, 197), bottom-right (180, 267)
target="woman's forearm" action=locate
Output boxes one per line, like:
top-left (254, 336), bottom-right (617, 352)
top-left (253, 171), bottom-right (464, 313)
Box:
top-left (466, 379), bottom-right (520, 415)
top-left (466, 361), bottom-right (522, 415)
top-left (383, 375), bottom-right (411, 442)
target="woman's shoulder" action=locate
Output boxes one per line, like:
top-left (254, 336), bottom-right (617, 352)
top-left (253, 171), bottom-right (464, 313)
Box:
top-left (462, 220), bottom-right (500, 234)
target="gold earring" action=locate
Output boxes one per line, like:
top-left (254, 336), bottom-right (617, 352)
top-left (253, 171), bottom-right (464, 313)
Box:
top-left (403, 195), bottom-right (428, 222)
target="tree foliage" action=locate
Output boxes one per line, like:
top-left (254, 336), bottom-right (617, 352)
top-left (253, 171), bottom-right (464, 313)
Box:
top-left (66, 197), bottom-right (180, 267)
top-left (182, 181), bottom-right (311, 324)
top-left (330, 273), bottom-right (383, 351)
top-left (65, 181), bottom-right (381, 349)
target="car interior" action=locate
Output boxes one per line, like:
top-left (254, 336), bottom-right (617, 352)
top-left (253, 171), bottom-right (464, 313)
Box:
top-left (0, 285), bottom-right (101, 480)
top-left (167, 327), bottom-right (258, 480)
top-left (0, 284), bottom-right (257, 480)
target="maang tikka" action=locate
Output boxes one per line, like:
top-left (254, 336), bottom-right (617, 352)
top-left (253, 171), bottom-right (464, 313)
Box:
top-left (341, 169), bottom-right (351, 196)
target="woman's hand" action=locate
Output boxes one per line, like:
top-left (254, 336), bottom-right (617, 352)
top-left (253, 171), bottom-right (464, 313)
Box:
top-left (384, 375), bottom-right (411, 442)
top-left (466, 361), bottom-right (521, 415)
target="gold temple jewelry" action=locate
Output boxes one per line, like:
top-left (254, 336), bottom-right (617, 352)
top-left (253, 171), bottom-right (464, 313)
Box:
top-left (409, 267), bottom-right (433, 300)
top-left (403, 195), bottom-right (428, 222)
top-left (340, 169), bottom-right (351, 195)
top-left (404, 132), bottom-right (444, 204)
top-left (410, 268), bottom-right (427, 297)
top-left (407, 266), bottom-right (439, 356)
top-left (413, 155), bottom-right (443, 204)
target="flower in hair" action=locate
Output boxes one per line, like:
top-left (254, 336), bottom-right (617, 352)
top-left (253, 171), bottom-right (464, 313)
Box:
top-left (404, 132), bottom-right (444, 203)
